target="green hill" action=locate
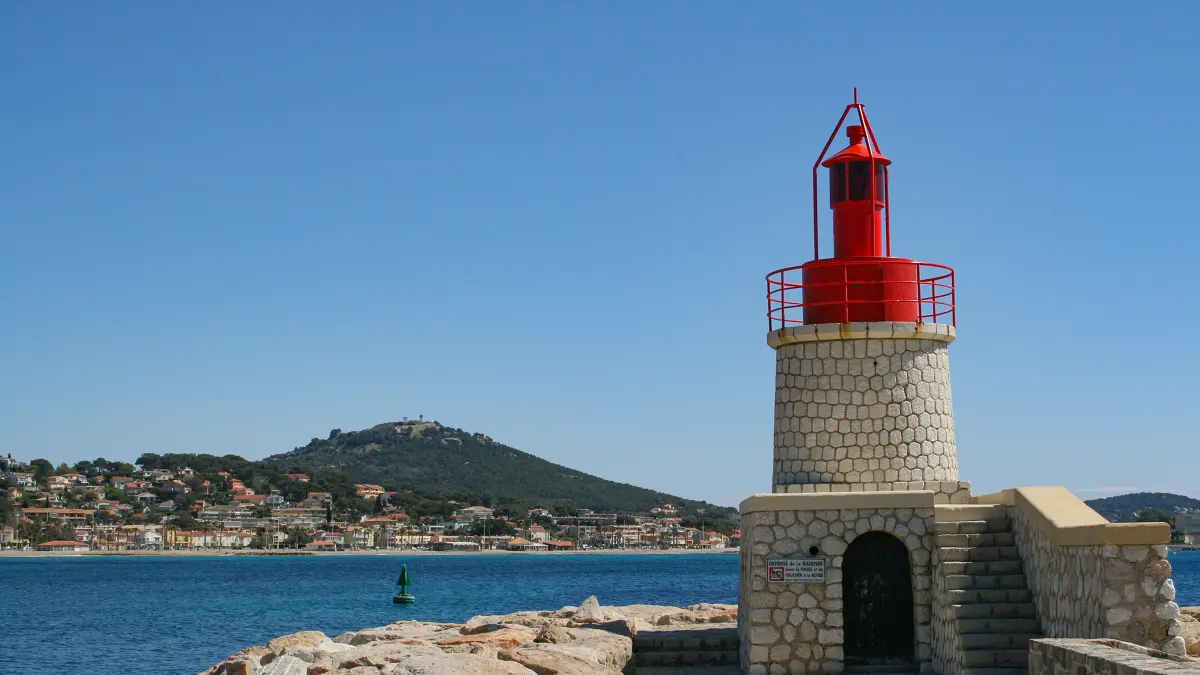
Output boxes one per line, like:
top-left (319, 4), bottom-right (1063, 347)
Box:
top-left (266, 420), bottom-right (735, 517)
top-left (1084, 492), bottom-right (1200, 523)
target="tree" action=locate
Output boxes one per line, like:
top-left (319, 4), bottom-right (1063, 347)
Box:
top-left (285, 529), bottom-right (312, 549)
top-left (136, 453), bottom-right (164, 470)
top-left (31, 459), bottom-right (53, 482)
top-left (1134, 508), bottom-right (1173, 524)
top-left (469, 519), bottom-right (514, 537)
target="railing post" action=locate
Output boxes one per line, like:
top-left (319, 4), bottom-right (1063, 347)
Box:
top-left (780, 270), bottom-right (786, 329)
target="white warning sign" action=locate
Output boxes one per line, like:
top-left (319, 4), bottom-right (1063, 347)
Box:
top-left (766, 557), bottom-right (826, 583)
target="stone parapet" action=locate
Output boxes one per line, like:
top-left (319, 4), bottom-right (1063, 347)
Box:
top-left (975, 487), bottom-right (1171, 546)
top-left (976, 488), bottom-right (1183, 654)
top-left (1028, 638), bottom-right (1199, 675)
top-left (772, 331), bottom-right (957, 487)
top-left (774, 480), bottom-right (971, 504)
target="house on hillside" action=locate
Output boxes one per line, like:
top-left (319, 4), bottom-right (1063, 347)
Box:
top-left (19, 507), bottom-right (96, 522)
top-left (353, 484), bottom-right (385, 498)
top-left (284, 473), bottom-right (310, 482)
top-left (5, 472), bottom-right (36, 488)
top-left (456, 506), bottom-right (494, 522)
top-left (160, 480), bottom-right (188, 495)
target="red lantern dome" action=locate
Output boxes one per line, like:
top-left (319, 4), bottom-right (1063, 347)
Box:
top-left (766, 91), bottom-right (955, 329)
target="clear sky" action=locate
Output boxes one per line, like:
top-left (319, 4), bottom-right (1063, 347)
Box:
top-left (2, 4), bottom-right (1198, 507)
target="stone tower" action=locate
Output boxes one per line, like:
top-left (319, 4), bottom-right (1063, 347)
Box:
top-left (769, 322), bottom-right (967, 502)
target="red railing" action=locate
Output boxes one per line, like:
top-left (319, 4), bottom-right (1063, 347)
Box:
top-left (766, 261), bottom-right (955, 331)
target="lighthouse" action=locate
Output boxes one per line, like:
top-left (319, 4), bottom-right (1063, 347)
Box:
top-left (736, 92), bottom-right (1184, 675)
top-left (738, 92), bottom-right (964, 674)
top-left (762, 91), bottom-right (964, 499)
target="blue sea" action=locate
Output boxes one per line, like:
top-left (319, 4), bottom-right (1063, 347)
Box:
top-left (1, 550), bottom-right (1196, 675)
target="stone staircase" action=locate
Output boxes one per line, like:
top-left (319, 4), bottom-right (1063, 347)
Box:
top-left (935, 504), bottom-right (1042, 675)
top-left (631, 626), bottom-right (739, 671)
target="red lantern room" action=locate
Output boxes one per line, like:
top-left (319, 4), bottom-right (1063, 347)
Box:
top-left (767, 91), bottom-right (955, 329)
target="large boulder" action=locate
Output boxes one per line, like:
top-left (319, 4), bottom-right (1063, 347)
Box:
top-left (535, 626), bottom-right (575, 644)
top-left (1178, 607), bottom-right (1200, 657)
top-left (541, 628), bottom-right (632, 671)
top-left (258, 654), bottom-right (308, 675)
top-left (499, 647), bottom-right (615, 675)
top-left (266, 630), bottom-right (330, 655)
top-left (391, 652), bottom-right (538, 675)
top-left (210, 660), bottom-right (256, 675)
top-left (573, 597), bottom-right (604, 624)
top-left (337, 624), bottom-right (462, 646)
top-left (336, 641), bottom-right (443, 669)
top-left (283, 642), bottom-right (354, 663)
top-left (437, 628), bottom-right (537, 649)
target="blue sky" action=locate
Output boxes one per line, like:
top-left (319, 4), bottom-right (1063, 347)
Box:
top-left (2, 4), bottom-right (1197, 506)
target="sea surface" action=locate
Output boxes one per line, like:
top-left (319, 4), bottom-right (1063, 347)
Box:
top-left (1, 550), bottom-right (1196, 675)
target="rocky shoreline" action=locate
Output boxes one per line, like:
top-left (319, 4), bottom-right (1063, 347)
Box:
top-left (200, 598), bottom-right (736, 675)
top-left (202, 601), bottom-right (1199, 674)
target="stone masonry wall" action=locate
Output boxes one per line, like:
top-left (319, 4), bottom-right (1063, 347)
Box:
top-left (773, 338), bottom-right (957, 487)
top-left (1008, 506), bottom-right (1186, 654)
top-left (738, 507), bottom-right (936, 675)
top-left (931, 543), bottom-right (966, 675)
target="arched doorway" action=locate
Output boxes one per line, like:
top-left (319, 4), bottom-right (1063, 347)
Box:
top-left (843, 531), bottom-right (914, 668)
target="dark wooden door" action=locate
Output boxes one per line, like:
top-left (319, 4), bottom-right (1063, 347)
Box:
top-left (843, 531), bottom-right (915, 666)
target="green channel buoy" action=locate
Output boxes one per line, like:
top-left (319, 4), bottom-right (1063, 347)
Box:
top-left (393, 563), bottom-right (416, 604)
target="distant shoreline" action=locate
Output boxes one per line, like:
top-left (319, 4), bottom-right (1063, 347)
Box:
top-left (0, 547), bottom-right (739, 559)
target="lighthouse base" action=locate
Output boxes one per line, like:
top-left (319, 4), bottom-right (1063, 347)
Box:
top-left (738, 491), bottom-right (937, 675)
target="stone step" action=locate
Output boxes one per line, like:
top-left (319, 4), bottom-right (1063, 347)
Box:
top-left (940, 560), bottom-right (1023, 576)
top-left (934, 519), bottom-right (1010, 536)
top-left (937, 546), bottom-right (1020, 563)
top-left (962, 648), bottom-right (1029, 668)
top-left (943, 574), bottom-right (1029, 591)
top-left (935, 532), bottom-right (1016, 548)
top-left (935, 504), bottom-right (1009, 523)
top-left (955, 618), bottom-right (1039, 634)
top-left (633, 629), bottom-right (738, 652)
top-left (948, 589), bottom-right (1034, 605)
top-left (952, 603), bottom-right (1036, 620)
top-left (633, 651), bottom-right (741, 667)
top-left (960, 633), bottom-right (1040, 650)
top-left (635, 666), bottom-right (743, 675)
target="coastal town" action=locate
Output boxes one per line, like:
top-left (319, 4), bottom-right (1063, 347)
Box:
top-left (0, 453), bottom-right (740, 553)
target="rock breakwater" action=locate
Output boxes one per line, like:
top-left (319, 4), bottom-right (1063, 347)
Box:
top-left (199, 598), bottom-right (737, 675)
